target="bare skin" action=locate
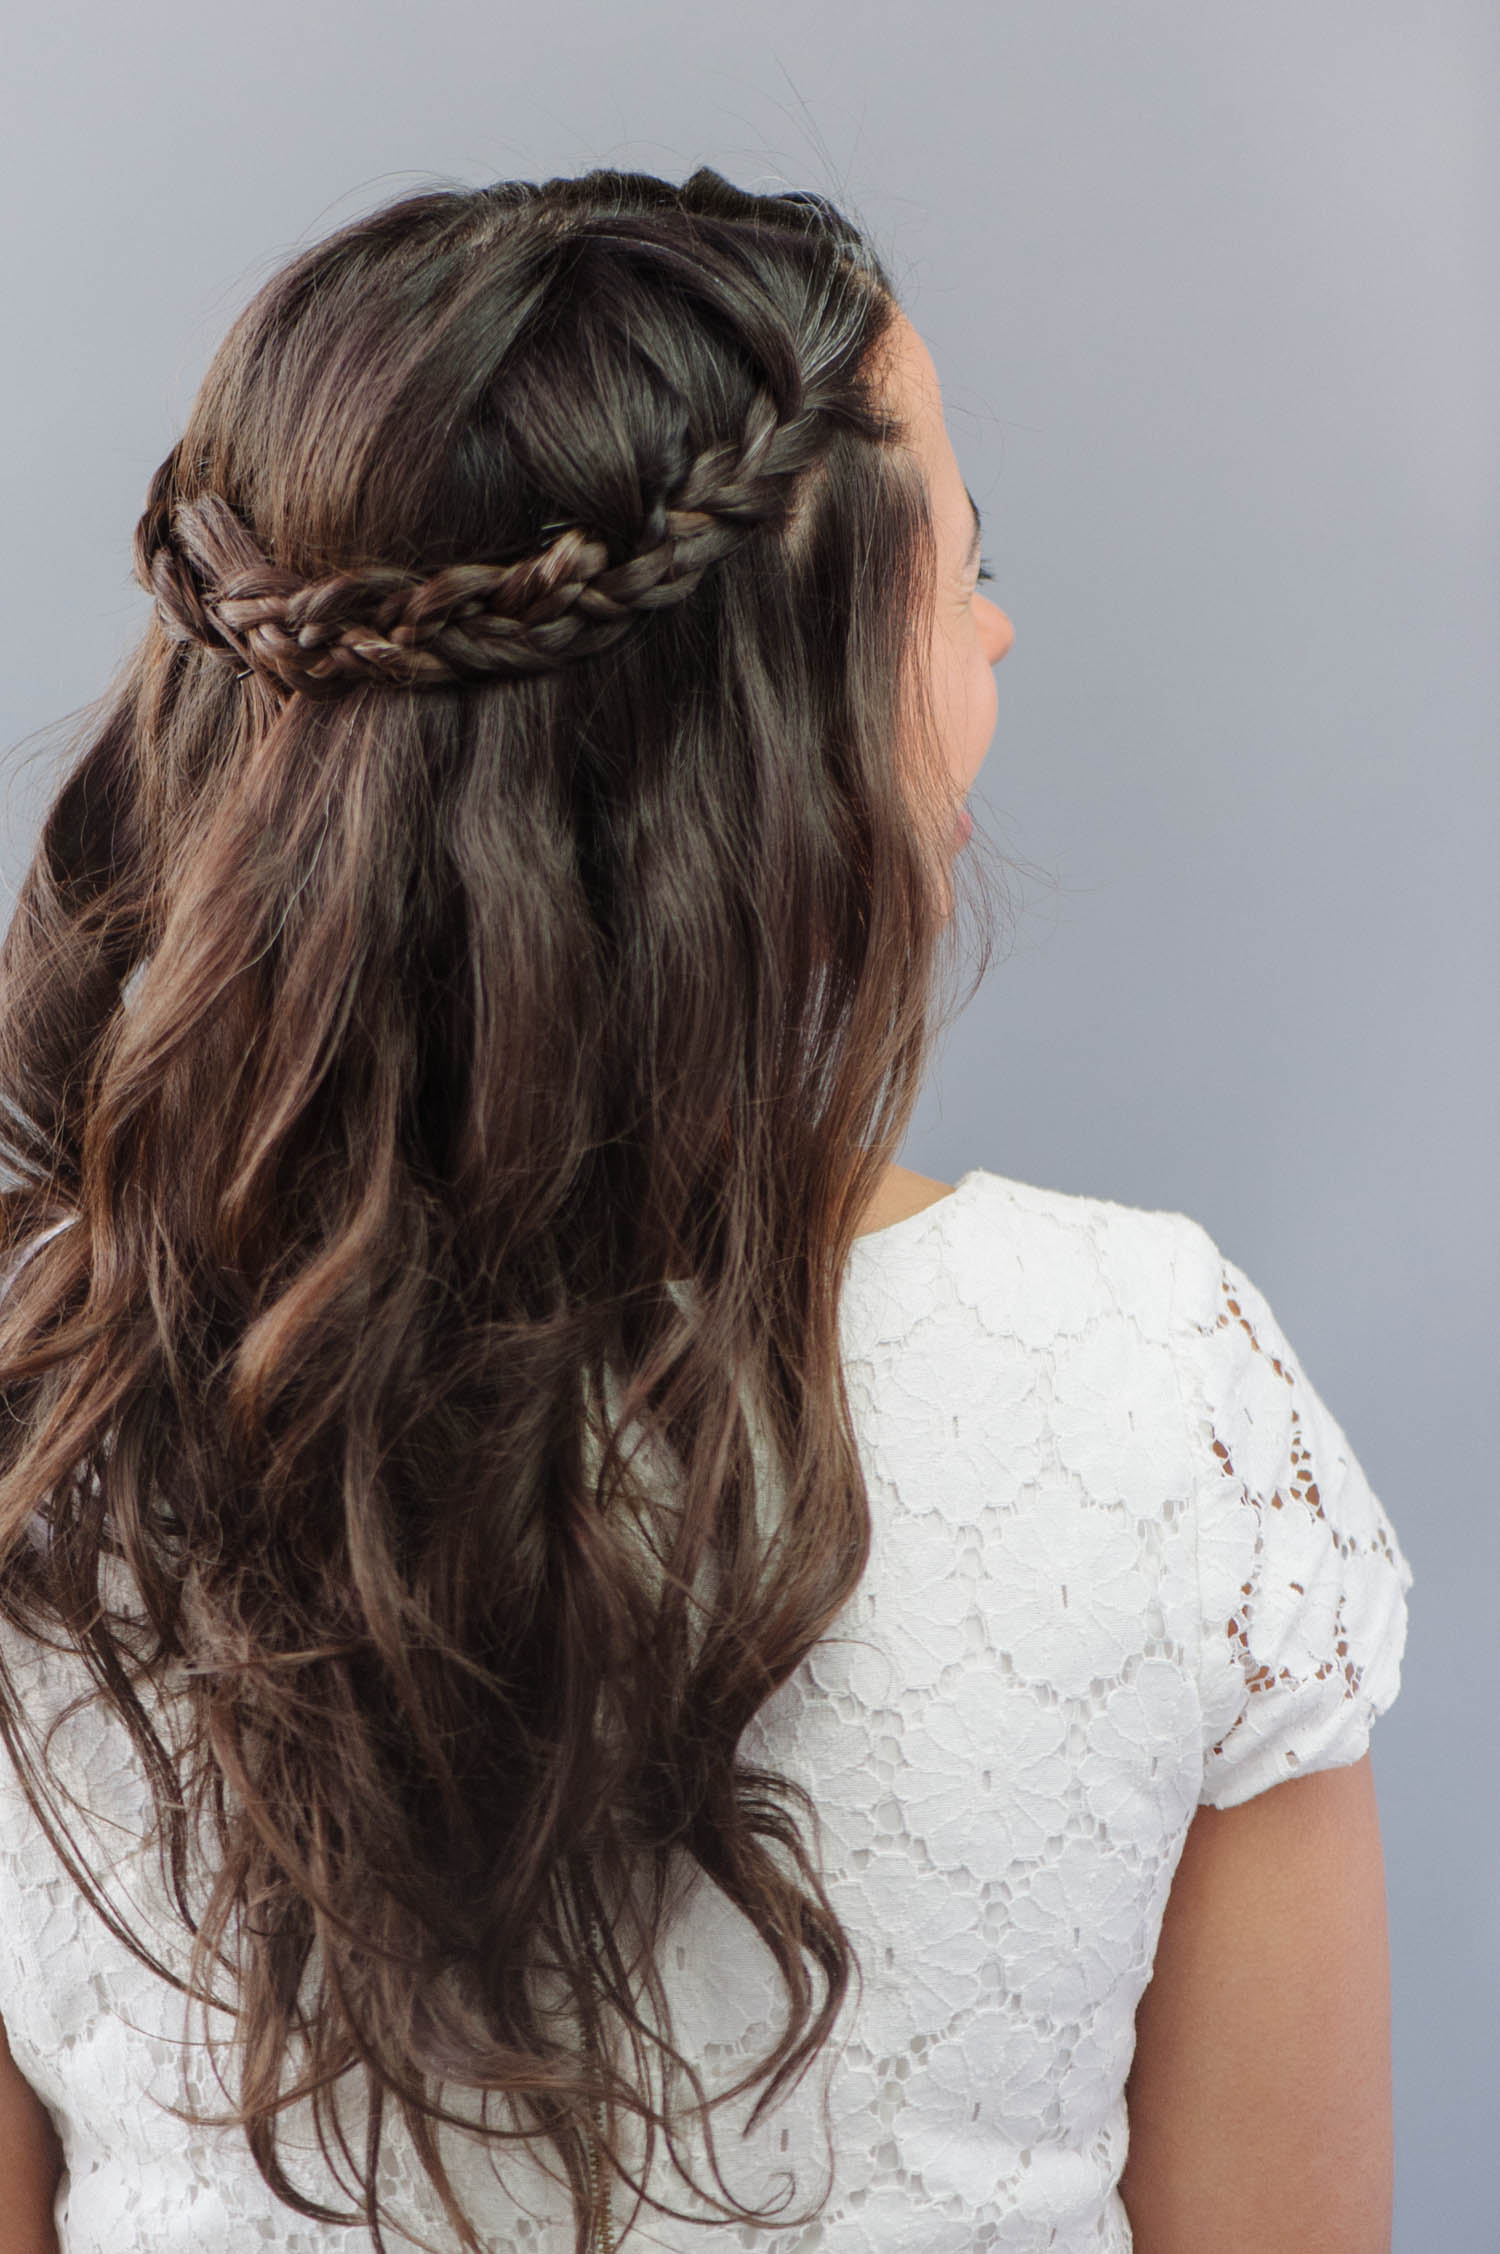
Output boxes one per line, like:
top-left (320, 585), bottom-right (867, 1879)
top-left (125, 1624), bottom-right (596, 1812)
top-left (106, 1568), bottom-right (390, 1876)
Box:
top-left (852, 1162), bottom-right (961, 1238)
top-left (854, 307), bottom-right (1015, 1238)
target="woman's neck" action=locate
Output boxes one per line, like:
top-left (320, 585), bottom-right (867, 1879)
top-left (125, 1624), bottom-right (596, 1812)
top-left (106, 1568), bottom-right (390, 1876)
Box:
top-left (852, 1163), bottom-right (956, 1239)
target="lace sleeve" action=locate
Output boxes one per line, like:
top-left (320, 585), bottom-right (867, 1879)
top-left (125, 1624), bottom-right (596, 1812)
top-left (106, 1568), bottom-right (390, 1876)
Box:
top-left (1173, 1232), bottom-right (1415, 1812)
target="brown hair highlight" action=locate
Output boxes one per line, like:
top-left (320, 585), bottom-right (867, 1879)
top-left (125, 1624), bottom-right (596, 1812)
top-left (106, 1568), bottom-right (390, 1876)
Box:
top-left (0, 165), bottom-right (1009, 2250)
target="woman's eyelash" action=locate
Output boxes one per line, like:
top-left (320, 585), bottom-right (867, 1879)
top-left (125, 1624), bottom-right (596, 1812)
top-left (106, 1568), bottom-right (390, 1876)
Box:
top-left (974, 556), bottom-right (995, 586)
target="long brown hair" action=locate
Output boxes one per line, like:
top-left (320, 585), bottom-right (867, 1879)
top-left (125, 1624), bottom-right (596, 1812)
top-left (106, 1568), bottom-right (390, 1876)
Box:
top-left (0, 166), bottom-right (1006, 2250)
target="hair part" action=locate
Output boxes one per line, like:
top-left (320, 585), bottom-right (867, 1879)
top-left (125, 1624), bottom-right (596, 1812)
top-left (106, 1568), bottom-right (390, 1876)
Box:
top-left (0, 163), bottom-right (1009, 2252)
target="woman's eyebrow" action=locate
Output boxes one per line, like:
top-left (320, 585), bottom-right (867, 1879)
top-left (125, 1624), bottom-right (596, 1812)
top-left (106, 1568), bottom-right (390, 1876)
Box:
top-left (964, 487), bottom-right (983, 568)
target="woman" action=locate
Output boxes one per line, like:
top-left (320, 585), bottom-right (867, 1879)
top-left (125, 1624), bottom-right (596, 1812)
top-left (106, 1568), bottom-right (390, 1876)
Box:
top-left (0, 167), bottom-right (1412, 2253)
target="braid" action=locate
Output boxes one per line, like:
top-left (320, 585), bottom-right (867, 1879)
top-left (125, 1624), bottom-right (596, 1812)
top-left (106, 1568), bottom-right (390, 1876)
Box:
top-left (132, 389), bottom-right (827, 699)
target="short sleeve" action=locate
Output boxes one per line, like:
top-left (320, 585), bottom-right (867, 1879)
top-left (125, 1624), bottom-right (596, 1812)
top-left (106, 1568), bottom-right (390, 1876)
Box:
top-left (1171, 1222), bottom-right (1415, 1812)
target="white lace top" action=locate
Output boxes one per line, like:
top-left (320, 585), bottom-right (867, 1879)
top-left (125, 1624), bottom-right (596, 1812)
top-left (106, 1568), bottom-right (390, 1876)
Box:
top-left (0, 1168), bottom-right (1414, 2252)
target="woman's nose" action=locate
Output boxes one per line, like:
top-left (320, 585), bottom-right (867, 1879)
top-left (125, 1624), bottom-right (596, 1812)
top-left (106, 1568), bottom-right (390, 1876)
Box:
top-left (985, 604), bottom-right (1015, 664)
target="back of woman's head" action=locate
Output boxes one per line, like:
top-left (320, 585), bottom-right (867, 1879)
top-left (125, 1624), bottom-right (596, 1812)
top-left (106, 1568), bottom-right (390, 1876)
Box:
top-left (0, 166), bottom-right (1002, 2252)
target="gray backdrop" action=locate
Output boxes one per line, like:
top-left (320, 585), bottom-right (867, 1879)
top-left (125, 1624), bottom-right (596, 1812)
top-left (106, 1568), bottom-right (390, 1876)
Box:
top-left (2, 3), bottom-right (1494, 2242)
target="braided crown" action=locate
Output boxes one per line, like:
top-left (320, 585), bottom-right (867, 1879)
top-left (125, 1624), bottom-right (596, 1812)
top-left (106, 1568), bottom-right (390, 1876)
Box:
top-left (132, 391), bottom-right (824, 700)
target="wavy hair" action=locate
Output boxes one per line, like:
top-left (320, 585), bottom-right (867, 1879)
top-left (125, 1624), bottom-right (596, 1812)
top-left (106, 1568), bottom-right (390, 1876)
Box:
top-left (0, 165), bottom-right (1007, 2250)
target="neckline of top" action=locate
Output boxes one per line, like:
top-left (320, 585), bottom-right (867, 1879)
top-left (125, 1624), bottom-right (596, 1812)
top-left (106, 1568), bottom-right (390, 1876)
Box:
top-left (846, 1166), bottom-right (986, 1260)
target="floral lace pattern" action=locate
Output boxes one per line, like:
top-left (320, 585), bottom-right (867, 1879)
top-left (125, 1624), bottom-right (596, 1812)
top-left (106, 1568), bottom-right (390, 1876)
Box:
top-left (0, 1170), bottom-right (1413, 2250)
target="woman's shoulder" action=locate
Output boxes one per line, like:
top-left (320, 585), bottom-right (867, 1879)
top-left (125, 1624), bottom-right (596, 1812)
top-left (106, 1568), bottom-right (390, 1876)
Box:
top-left (850, 1163), bottom-right (1221, 1337)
